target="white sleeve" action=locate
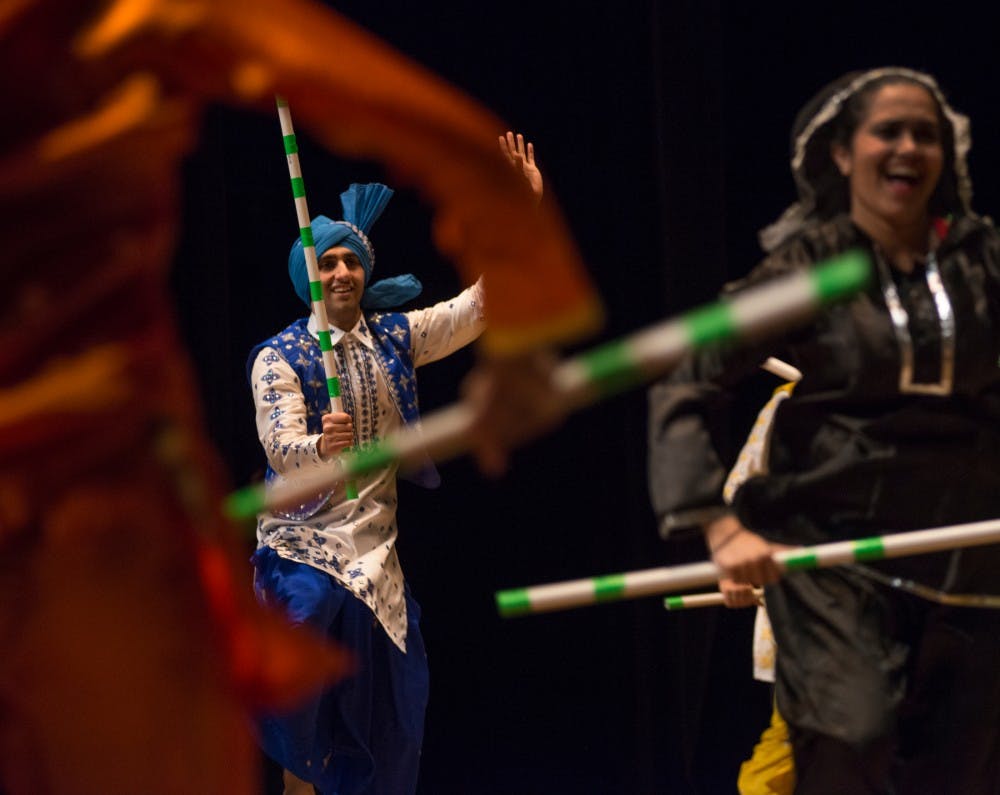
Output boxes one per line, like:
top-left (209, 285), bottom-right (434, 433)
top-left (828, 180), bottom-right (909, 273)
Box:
top-left (250, 346), bottom-right (329, 475)
top-left (406, 278), bottom-right (486, 367)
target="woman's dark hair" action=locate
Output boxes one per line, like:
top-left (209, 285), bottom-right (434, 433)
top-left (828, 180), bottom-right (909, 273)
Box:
top-left (800, 75), bottom-right (959, 219)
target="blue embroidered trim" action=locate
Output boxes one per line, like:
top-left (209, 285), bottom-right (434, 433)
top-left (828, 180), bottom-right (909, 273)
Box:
top-left (247, 314), bottom-right (438, 505)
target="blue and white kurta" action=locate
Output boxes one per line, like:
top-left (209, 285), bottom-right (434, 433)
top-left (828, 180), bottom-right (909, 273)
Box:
top-left (249, 281), bottom-right (484, 650)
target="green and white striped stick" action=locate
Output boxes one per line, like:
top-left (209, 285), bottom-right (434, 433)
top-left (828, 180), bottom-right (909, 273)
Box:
top-left (225, 250), bottom-right (869, 519)
top-left (276, 96), bottom-right (358, 501)
top-left (495, 518), bottom-right (1000, 617)
top-left (548, 249), bottom-right (868, 409)
top-left (663, 589), bottom-right (762, 610)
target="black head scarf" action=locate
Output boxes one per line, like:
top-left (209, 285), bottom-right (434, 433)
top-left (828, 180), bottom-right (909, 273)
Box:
top-left (759, 67), bottom-right (973, 252)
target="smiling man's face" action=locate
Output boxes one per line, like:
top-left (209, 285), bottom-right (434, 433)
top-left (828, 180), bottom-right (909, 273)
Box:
top-left (318, 245), bottom-right (365, 330)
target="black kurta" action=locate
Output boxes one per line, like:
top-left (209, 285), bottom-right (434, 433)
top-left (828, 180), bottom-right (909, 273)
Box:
top-left (650, 212), bottom-right (1000, 550)
top-left (648, 212), bottom-right (1000, 793)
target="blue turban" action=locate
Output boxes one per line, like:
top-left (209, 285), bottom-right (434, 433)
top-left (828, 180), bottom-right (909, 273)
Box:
top-left (288, 183), bottom-right (423, 310)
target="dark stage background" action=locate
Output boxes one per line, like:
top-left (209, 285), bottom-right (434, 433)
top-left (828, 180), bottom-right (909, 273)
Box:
top-left (169, 2), bottom-right (1000, 792)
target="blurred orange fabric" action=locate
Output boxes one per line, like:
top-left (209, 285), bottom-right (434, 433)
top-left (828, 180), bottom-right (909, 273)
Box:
top-left (0, 1), bottom-right (599, 792)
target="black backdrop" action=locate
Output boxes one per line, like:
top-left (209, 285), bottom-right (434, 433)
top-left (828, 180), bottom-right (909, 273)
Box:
top-left (169, 2), bottom-right (1000, 792)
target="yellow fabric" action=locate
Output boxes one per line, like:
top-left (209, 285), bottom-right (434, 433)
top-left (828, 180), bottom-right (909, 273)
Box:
top-left (752, 605), bottom-right (776, 683)
top-left (737, 705), bottom-right (795, 795)
top-left (728, 375), bottom-right (799, 794)
top-left (722, 381), bottom-right (797, 505)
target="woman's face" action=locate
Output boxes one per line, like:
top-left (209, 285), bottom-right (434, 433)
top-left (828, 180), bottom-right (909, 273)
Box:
top-left (832, 82), bottom-right (944, 233)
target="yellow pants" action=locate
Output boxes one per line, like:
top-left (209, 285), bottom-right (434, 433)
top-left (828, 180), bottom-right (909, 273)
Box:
top-left (737, 704), bottom-right (795, 795)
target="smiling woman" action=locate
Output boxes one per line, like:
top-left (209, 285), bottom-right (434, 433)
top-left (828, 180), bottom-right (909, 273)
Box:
top-left (649, 67), bottom-right (1000, 794)
top-left (831, 82), bottom-right (945, 270)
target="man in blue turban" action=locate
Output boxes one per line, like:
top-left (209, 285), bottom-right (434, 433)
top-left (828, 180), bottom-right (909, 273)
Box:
top-left (286, 184), bottom-right (424, 323)
top-left (248, 155), bottom-right (538, 795)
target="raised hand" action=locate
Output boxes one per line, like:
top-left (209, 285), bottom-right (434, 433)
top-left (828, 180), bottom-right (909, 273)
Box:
top-left (499, 130), bottom-right (543, 203)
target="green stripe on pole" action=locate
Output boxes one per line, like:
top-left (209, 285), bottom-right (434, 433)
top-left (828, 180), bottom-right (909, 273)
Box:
top-left (496, 589), bottom-right (532, 617)
top-left (223, 484), bottom-right (266, 520)
top-left (343, 443), bottom-right (397, 475)
top-left (276, 97), bottom-right (358, 505)
top-left (853, 536), bottom-right (886, 561)
top-left (579, 341), bottom-right (643, 395)
top-left (810, 249), bottom-right (871, 301)
top-left (783, 551), bottom-right (818, 571)
top-left (683, 302), bottom-right (735, 346)
top-left (594, 574), bottom-right (626, 601)
top-left (664, 595), bottom-right (685, 610)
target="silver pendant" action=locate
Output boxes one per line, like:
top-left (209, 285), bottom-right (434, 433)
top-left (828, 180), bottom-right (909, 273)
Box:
top-left (876, 250), bottom-right (955, 396)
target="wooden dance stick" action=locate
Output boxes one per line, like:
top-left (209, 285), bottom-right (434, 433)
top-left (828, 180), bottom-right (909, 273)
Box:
top-left (663, 589), bottom-right (763, 610)
top-left (226, 250), bottom-right (870, 519)
top-left (760, 357), bottom-right (802, 382)
top-left (495, 518), bottom-right (1000, 617)
top-left (276, 96), bottom-right (358, 500)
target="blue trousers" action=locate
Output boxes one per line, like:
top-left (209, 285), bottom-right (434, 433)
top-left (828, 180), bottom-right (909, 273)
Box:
top-left (252, 548), bottom-right (429, 795)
